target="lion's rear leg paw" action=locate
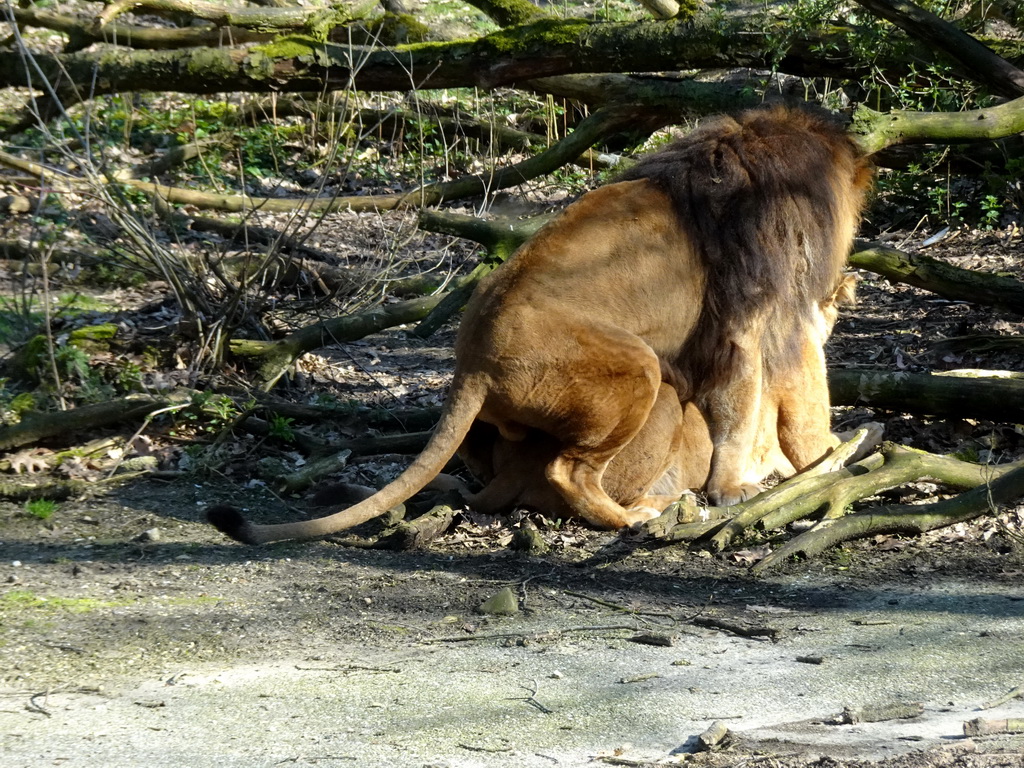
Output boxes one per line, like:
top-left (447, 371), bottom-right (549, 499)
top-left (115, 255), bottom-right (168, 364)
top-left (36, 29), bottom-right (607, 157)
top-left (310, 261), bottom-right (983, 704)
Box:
top-left (623, 505), bottom-right (663, 529)
top-left (707, 483), bottom-right (762, 507)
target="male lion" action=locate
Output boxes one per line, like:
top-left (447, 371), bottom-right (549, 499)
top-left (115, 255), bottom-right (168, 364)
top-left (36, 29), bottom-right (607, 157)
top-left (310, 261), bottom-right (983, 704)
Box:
top-left (436, 273), bottom-right (856, 517)
top-left (209, 106), bottom-right (871, 544)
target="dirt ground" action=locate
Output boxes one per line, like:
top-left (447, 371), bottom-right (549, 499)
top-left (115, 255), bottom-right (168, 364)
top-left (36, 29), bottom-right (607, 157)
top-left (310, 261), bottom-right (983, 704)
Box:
top-left (3, 214), bottom-right (1024, 767)
top-left (2, 473), bottom-right (1024, 767)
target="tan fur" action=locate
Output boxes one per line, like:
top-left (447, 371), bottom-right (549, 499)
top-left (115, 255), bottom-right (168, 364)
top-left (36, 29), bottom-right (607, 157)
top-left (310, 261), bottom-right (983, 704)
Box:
top-left (208, 107), bottom-right (871, 544)
top-left (449, 272), bottom-right (858, 515)
top-left (455, 384), bottom-right (711, 518)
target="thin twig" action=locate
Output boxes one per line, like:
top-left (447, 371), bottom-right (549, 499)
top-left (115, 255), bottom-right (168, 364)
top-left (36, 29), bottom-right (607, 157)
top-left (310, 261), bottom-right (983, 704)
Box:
top-left (563, 590), bottom-right (677, 623)
top-left (26, 691), bottom-right (51, 717)
top-left (428, 623), bottom-right (638, 643)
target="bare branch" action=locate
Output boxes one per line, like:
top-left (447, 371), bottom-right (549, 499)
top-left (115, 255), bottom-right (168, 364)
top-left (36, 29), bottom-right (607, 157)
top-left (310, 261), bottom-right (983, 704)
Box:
top-left (853, 0), bottom-right (1024, 97)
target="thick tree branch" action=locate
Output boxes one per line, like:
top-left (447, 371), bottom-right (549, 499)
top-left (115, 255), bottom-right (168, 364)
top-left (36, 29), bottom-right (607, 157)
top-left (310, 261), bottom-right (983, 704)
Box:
top-left (752, 458), bottom-right (1024, 573)
top-left (850, 239), bottom-right (1024, 313)
top-left (0, 19), bottom-right (870, 98)
top-left (852, 95), bottom-right (1024, 155)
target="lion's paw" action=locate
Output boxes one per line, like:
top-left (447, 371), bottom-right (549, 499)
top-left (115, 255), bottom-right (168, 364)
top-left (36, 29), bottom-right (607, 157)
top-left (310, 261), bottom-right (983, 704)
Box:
top-left (707, 483), bottom-right (762, 507)
top-left (624, 505), bottom-right (663, 527)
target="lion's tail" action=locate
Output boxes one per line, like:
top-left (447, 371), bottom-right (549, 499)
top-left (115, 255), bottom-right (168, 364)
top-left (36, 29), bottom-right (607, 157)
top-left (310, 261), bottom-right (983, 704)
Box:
top-left (206, 374), bottom-right (488, 545)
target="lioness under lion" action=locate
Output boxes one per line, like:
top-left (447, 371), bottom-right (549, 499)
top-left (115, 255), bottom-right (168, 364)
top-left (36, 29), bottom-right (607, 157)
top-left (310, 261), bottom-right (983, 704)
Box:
top-left (209, 106), bottom-right (871, 544)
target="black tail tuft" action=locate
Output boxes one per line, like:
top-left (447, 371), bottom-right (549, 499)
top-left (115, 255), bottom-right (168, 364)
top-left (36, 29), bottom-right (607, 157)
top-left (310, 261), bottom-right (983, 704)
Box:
top-left (205, 504), bottom-right (257, 544)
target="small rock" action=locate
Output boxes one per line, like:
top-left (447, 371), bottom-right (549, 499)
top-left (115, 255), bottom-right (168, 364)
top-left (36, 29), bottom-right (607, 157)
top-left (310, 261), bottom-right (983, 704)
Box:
top-left (477, 587), bottom-right (518, 616)
top-left (509, 526), bottom-right (549, 556)
top-left (629, 632), bottom-right (675, 647)
top-left (0, 195), bottom-right (32, 214)
top-left (134, 528), bottom-right (161, 543)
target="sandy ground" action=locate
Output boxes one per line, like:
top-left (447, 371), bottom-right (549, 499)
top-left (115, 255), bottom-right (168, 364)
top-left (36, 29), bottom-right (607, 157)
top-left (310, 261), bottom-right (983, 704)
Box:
top-left (2, 476), bottom-right (1023, 767)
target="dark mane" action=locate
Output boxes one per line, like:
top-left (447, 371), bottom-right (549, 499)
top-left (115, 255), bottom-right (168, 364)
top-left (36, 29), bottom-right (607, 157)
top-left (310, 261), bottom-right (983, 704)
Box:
top-left (618, 106), bottom-right (872, 392)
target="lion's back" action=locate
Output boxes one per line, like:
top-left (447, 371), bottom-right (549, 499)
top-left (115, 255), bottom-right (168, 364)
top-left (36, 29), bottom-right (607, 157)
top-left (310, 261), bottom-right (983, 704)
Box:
top-left (618, 106), bottom-right (872, 388)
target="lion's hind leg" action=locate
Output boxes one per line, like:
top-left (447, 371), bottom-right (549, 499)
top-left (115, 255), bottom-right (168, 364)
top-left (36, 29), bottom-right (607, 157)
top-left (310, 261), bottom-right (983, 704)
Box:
top-left (601, 385), bottom-right (711, 514)
top-left (546, 451), bottom-right (663, 528)
top-left (541, 331), bottom-right (665, 529)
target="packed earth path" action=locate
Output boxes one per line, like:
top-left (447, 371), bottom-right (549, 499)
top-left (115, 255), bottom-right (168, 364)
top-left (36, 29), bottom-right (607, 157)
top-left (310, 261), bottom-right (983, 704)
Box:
top-left (1, 475), bottom-right (1023, 767)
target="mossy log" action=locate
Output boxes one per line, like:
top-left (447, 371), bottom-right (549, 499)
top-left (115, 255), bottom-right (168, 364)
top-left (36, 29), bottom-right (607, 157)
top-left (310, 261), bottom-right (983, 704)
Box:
top-left (828, 369), bottom-right (1024, 421)
top-left (752, 455), bottom-right (1024, 574)
top-left (0, 20), bottom-right (851, 100)
top-left (4, 13), bottom-right (1021, 106)
top-left (852, 95), bottom-right (1024, 155)
top-left (849, 240), bottom-right (1024, 313)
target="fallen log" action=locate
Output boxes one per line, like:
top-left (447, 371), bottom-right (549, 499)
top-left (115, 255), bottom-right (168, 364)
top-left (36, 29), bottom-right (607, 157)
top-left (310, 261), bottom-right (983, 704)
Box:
top-left (828, 369), bottom-right (1024, 421)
